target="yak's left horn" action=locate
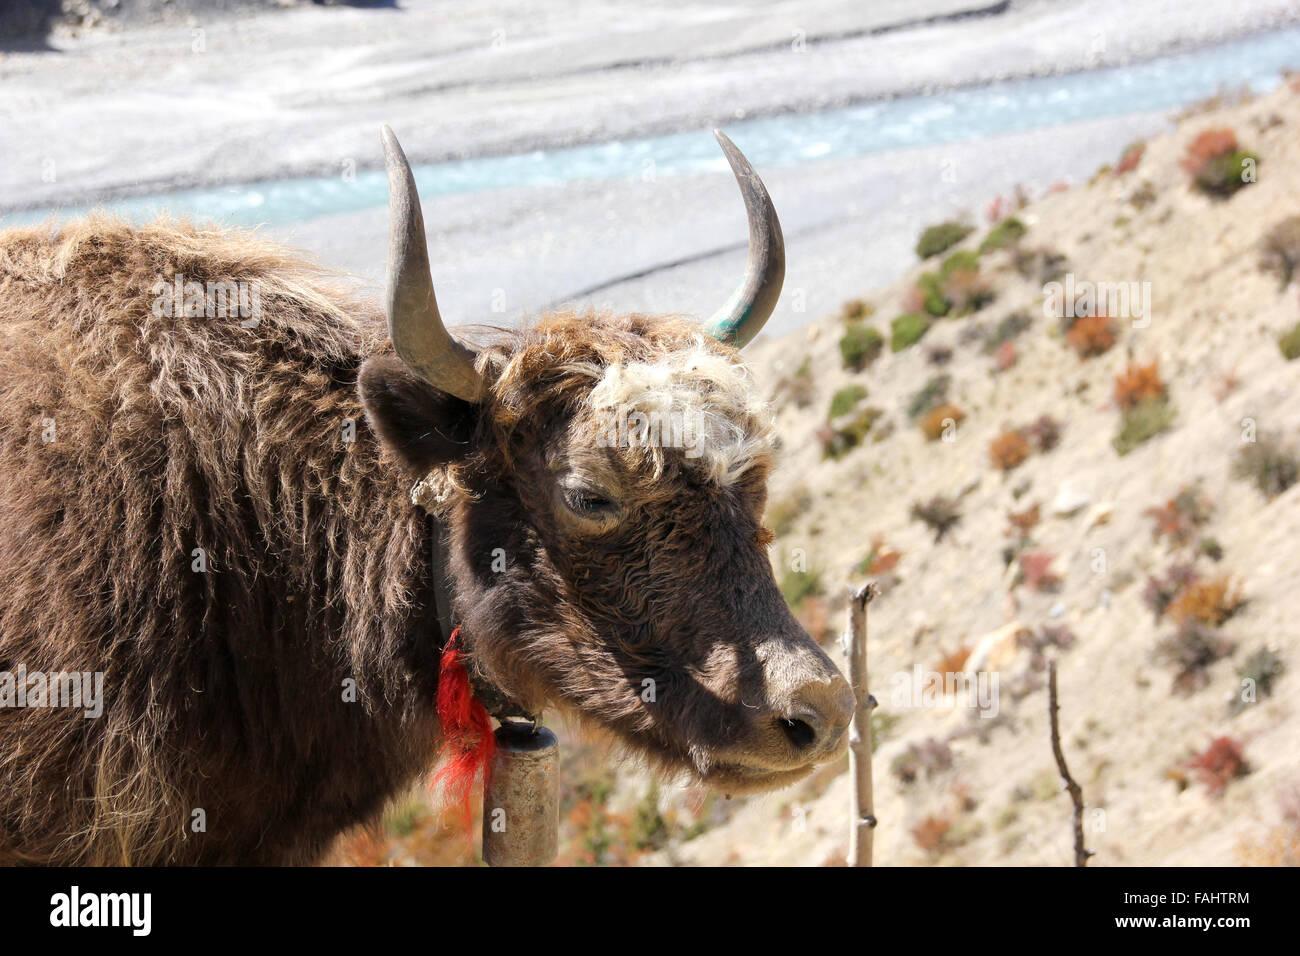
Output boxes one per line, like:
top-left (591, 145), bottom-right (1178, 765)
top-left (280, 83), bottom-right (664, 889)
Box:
top-left (702, 130), bottom-right (785, 349)
top-left (381, 125), bottom-right (484, 403)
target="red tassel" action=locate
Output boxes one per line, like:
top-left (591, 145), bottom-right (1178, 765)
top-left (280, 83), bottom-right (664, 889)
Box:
top-left (433, 627), bottom-right (495, 831)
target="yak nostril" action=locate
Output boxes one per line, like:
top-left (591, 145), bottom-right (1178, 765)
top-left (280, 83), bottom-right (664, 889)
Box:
top-left (778, 716), bottom-right (818, 750)
top-left (778, 716), bottom-right (819, 751)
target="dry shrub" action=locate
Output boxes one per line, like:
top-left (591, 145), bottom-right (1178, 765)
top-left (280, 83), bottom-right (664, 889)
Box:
top-left (1233, 434), bottom-right (1300, 498)
top-left (1238, 824), bottom-right (1300, 866)
top-left (857, 536), bottom-right (902, 576)
top-left (1237, 783), bottom-right (1300, 865)
top-left (1024, 414), bottom-right (1062, 453)
top-left (994, 340), bottom-right (1017, 371)
top-left (935, 644), bottom-right (972, 675)
top-left (1144, 484), bottom-right (1213, 546)
top-left (841, 298), bottom-right (874, 321)
top-left (943, 265), bottom-right (995, 314)
top-left (989, 429), bottom-right (1030, 470)
top-left (911, 814), bottom-right (953, 855)
top-left (1006, 503), bottom-right (1040, 537)
top-left (1066, 313), bottom-right (1117, 357)
top-left (1259, 215), bottom-right (1300, 289)
top-left (1167, 576), bottom-right (1243, 627)
top-left (911, 495), bottom-right (962, 542)
top-left (1114, 361), bottom-right (1166, 410)
top-left (920, 402), bottom-right (966, 441)
top-left (1157, 620), bottom-right (1236, 695)
top-left (326, 795), bottom-right (478, 867)
top-left (892, 739), bottom-right (954, 785)
top-left (1143, 561), bottom-right (1200, 621)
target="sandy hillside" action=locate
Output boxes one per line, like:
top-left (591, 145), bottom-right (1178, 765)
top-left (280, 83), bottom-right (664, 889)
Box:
top-left (615, 79), bottom-right (1300, 867)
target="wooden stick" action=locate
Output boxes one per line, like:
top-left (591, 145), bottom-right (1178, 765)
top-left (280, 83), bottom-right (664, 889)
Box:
top-left (845, 582), bottom-right (879, 867)
top-left (1047, 659), bottom-right (1093, 867)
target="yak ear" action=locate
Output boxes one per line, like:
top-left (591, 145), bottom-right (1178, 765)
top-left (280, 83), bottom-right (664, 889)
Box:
top-left (358, 354), bottom-right (479, 473)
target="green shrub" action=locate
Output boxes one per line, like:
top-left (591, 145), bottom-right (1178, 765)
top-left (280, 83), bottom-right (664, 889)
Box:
top-left (829, 383), bottom-right (869, 419)
top-left (915, 221), bottom-right (974, 259)
top-left (1193, 149), bottom-right (1258, 198)
top-left (1228, 647), bottom-right (1285, 716)
top-left (1013, 246), bottom-right (1069, 285)
top-left (891, 313), bottom-right (931, 351)
top-left (1232, 435), bottom-right (1299, 498)
top-left (978, 217), bottom-right (1027, 254)
top-left (939, 249), bottom-right (981, 280)
top-left (821, 406), bottom-right (882, 459)
top-left (839, 322), bottom-right (884, 371)
top-left (766, 486), bottom-right (812, 537)
top-left (983, 311), bottom-right (1033, 353)
top-left (907, 373), bottom-right (951, 421)
top-left (780, 566), bottom-right (823, 609)
top-left (916, 272), bottom-right (951, 317)
top-left (1113, 397), bottom-right (1176, 456)
top-left (1278, 322), bottom-right (1300, 360)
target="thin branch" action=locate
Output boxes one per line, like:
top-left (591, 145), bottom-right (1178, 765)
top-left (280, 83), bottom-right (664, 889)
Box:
top-left (1047, 659), bottom-right (1093, 867)
top-left (844, 582), bottom-right (880, 867)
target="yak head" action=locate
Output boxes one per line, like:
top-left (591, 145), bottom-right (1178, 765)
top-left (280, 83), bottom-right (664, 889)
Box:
top-left (359, 127), bottom-right (854, 794)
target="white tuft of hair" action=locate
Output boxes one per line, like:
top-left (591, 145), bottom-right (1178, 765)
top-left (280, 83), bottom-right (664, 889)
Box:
top-left (585, 337), bottom-right (773, 486)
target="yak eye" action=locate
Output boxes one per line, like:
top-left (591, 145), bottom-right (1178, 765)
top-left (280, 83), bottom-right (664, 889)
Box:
top-left (563, 487), bottom-right (617, 517)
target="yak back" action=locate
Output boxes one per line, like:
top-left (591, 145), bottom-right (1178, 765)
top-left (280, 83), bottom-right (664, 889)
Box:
top-left (0, 217), bottom-right (441, 864)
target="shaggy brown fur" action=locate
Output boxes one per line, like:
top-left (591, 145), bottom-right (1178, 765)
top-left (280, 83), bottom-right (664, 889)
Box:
top-left (0, 216), bottom-right (850, 865)
top-left (0, 217), bottom-right (440, 864)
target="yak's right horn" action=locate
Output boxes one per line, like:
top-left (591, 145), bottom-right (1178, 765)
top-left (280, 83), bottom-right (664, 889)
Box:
top-left (381, 125), bottom-right (484, 403)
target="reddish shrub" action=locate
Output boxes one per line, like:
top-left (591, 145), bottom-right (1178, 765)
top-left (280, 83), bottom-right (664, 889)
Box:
top-left (989, 430), bottom-right (1030, 470)
top-left (1006, 503), bottom-right (1040, 537)
top-left (1180, 128), bottom-right (1239, 175)
top-left (911, 814), bottom-right (953, 854)
top-left (1114, 361), bottom-right (1166, 410)
top-left (935, 644), bottom-right (972, 674)
top-left (1168, 576), bottom-right (1243, 627)
top-left (1115, 142), bottom-right (1146, 175)
top-left (1019, 550), bottom-right (1061, 591)
top-left (900, 284), bottom-right (927, 315)
top-left (1066, 313), bottom-right (1117, 357)
top-left (994, 340), bottom-right (1017, 371)
top-left (1188, 737), bottom-right (1249, 796)
top-left (920, 403), bottom-right (966, 441)
top-left (1144, 485), bottom-right (1213, 546)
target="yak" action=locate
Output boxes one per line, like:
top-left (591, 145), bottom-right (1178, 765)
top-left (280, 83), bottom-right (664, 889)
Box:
top-left (0, 127), bottom-right (854, 865)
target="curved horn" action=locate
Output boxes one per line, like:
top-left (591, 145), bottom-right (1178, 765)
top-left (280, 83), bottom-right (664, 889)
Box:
top-left (381, 125), bottom-right (483, 402)
top-left (702, 130), bottom-right (785, 349)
